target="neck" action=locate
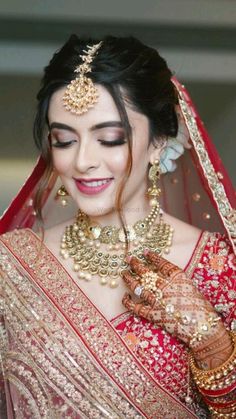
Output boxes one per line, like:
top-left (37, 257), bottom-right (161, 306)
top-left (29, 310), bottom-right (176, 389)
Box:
top-left (86, 197), bottom-right (151, 228)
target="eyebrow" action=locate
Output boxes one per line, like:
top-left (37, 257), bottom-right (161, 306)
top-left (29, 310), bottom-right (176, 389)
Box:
top-left (49, 121), bottom-right (124, 133)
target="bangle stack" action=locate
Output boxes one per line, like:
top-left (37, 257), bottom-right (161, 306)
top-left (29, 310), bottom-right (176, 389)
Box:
top-left (189, 332), bottom-right (236, 418)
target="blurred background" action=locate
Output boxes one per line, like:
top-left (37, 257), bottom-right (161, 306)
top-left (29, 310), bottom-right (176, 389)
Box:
top-left (0, 0), bottom-right (236, 215)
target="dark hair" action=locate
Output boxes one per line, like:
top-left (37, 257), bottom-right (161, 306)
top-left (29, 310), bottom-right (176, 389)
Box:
top-left (33, 35), bottom-right (179, 233)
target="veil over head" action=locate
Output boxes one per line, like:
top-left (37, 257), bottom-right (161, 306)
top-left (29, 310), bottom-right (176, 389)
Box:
top-left (0, 79), bottom-right (235, 254)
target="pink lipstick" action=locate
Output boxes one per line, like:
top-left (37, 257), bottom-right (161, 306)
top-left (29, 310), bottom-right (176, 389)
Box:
top-left (74, 177), bottom-right (113, 195)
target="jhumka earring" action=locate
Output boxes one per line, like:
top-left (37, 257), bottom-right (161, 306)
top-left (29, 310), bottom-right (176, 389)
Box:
top-left (56, 185), bottom-right (69, 206)
top-left (146, 159), bottom-right (174, 254)
top-left (147, 159), bottom-right (161, 208)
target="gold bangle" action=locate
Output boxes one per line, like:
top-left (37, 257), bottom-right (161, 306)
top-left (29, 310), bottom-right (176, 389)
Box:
top-left (209, 405), bottom-right (236, 418)
top-left (190, 332), bottom-right (236, 387)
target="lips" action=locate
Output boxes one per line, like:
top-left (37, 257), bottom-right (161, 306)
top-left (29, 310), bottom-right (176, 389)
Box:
top-left (74, 177), bottom-right (113, 195)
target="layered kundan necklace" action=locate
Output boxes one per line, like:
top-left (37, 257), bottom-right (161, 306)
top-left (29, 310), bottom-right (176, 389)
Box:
top-left (60, 205), bottom-right (174, 288)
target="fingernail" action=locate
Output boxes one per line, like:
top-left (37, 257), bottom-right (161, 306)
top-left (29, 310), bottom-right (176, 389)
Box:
top-left (126, 255), bottom-right (132, 263)
top-left (143, 248), bottom-right (149, 256)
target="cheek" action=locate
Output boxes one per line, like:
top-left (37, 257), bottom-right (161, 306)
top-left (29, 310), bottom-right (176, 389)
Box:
top-left (106, 148), bottom-right (128, 174)
top-left (52, 151), bottom-right (72, 174)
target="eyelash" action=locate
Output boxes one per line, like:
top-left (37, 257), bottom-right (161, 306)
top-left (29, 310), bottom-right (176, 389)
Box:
top-left (51, 140), bottom-right (75, 148)
top-left (51, 138), bottom-right (126, 148)
top-left (99, 138), bottom-right (126, 147)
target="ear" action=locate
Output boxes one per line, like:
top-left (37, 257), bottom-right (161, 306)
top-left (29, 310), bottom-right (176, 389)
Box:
top-left (149, 138), bottom-right (167, 165)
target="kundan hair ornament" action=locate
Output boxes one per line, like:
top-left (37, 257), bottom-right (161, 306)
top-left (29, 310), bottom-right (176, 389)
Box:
top-left (63, 41), bottom-right (103, 115)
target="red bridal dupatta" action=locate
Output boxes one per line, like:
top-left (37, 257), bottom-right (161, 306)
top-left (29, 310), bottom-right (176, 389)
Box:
top-left (0, 81), bottom-right (235, 418)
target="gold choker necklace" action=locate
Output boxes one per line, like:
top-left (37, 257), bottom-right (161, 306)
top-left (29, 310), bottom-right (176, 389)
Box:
top-left (60, 207), bottom-right (174, 288)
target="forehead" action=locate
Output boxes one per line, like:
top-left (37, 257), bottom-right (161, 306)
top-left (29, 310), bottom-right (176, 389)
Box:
top-left (48, 84), bottom-right (121, 126)
top-left (48, 84), bottom-right (148, 130)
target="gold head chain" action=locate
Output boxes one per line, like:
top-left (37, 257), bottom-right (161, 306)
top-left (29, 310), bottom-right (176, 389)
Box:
top-left (63, 41), bottom-right (103, 115)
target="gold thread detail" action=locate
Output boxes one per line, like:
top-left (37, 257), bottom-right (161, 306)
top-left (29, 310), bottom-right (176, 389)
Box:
top-left (174, 81), bottom-right (236, 254)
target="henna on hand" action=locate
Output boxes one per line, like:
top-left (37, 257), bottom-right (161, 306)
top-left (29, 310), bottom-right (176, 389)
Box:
top-left (122, 252), bottom-right (225, 350)
top-left (192, 324), bottom-right (233, 370)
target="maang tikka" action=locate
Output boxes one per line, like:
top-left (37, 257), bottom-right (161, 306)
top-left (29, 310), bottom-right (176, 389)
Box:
top-left (63, 41), bottom-right (103, 115)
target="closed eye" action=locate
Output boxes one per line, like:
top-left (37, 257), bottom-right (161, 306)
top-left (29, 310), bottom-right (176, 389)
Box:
top-left (51, 140), bottom-right (76, 148)
top-left (51, 138), bottom-right (126, 148)
top-left (99, 138), bottom-right (126, 147)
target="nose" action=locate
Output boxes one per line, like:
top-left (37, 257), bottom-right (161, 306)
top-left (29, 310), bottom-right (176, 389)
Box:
top-left (74, 139), bottom-right (99, 173)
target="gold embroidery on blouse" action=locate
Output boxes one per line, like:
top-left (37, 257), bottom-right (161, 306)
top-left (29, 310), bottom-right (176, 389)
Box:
top-left (185, 231), bottom-right (211, 279)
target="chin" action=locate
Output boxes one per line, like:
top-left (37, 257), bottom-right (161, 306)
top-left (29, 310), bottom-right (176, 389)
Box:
top-left (76, 201), bottom-right (115, 218)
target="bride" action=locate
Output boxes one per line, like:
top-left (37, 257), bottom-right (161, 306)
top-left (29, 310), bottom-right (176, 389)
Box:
top-left (0, 35), bottom-right (235, 418)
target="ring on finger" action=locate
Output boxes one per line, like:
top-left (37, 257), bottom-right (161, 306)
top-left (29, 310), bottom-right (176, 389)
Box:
top-left (140, 271), bottom-right (164, 293)
top-left (134, 285), bottom-right (144, 297)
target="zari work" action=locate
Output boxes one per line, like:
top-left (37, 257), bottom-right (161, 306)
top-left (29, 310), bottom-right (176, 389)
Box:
top-left (174, 79), bottom-right (236, 254)
top-left (0, 229), bottom-right (198, 419)
top-left (0, 228), bottom-right (235, 418)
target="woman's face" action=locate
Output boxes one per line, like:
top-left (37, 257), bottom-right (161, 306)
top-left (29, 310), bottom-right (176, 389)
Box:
top-left (48, 85), bottom-right (155, 221)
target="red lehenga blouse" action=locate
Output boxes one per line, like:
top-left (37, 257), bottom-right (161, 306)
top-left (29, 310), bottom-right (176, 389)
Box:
top-left (0, 228), bottom-right (235, 418)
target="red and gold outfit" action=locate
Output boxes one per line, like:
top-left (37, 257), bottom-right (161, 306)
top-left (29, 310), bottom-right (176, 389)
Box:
top-left (114, 232), bottom-right (236, 415)
top-left (0, 80), bottom-right (235, 417)
top-left (0, 230), bottom-right (235, 418)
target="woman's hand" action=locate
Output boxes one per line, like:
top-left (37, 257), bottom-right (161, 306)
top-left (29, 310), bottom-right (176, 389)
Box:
top-left (122, 251), bottom-right (229, 358)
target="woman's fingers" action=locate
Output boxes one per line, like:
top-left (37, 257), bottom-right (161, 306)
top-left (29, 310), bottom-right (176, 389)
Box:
top-left (128, 257), bottom-right (165, 287)
top-left (122, 270), bottom-right (162, 308)
top-left (144, 250), bottom-right (181, 278)
top-left (122, 292), bottom-right (144, 315)
top-left (122, 293), bottom-right (154, 319)
top-left (128, 256), bottom-right (150, 277)
top-left (122, 270), bottom-right (141, 293)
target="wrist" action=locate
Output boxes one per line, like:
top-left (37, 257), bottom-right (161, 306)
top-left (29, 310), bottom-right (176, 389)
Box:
top-left (191, 324), bottom-right (233, 370)
top-left (189, 332), bottom-right (236, 417)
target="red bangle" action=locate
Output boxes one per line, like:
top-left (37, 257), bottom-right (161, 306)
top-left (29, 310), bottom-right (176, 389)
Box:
top-left (200, 380), bottom-right (236, 397)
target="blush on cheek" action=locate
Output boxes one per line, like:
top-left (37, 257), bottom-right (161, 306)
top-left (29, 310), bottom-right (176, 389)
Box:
top-left (108, 150), bottom-right (128, 173)
top-left (52, 154), bottom-right (71, 174)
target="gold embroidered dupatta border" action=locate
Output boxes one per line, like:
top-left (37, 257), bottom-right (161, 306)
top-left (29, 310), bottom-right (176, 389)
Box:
top-left (174, 80), bottom-right (236, 254)
top-left (0, 229), bottom-right (197, 419)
